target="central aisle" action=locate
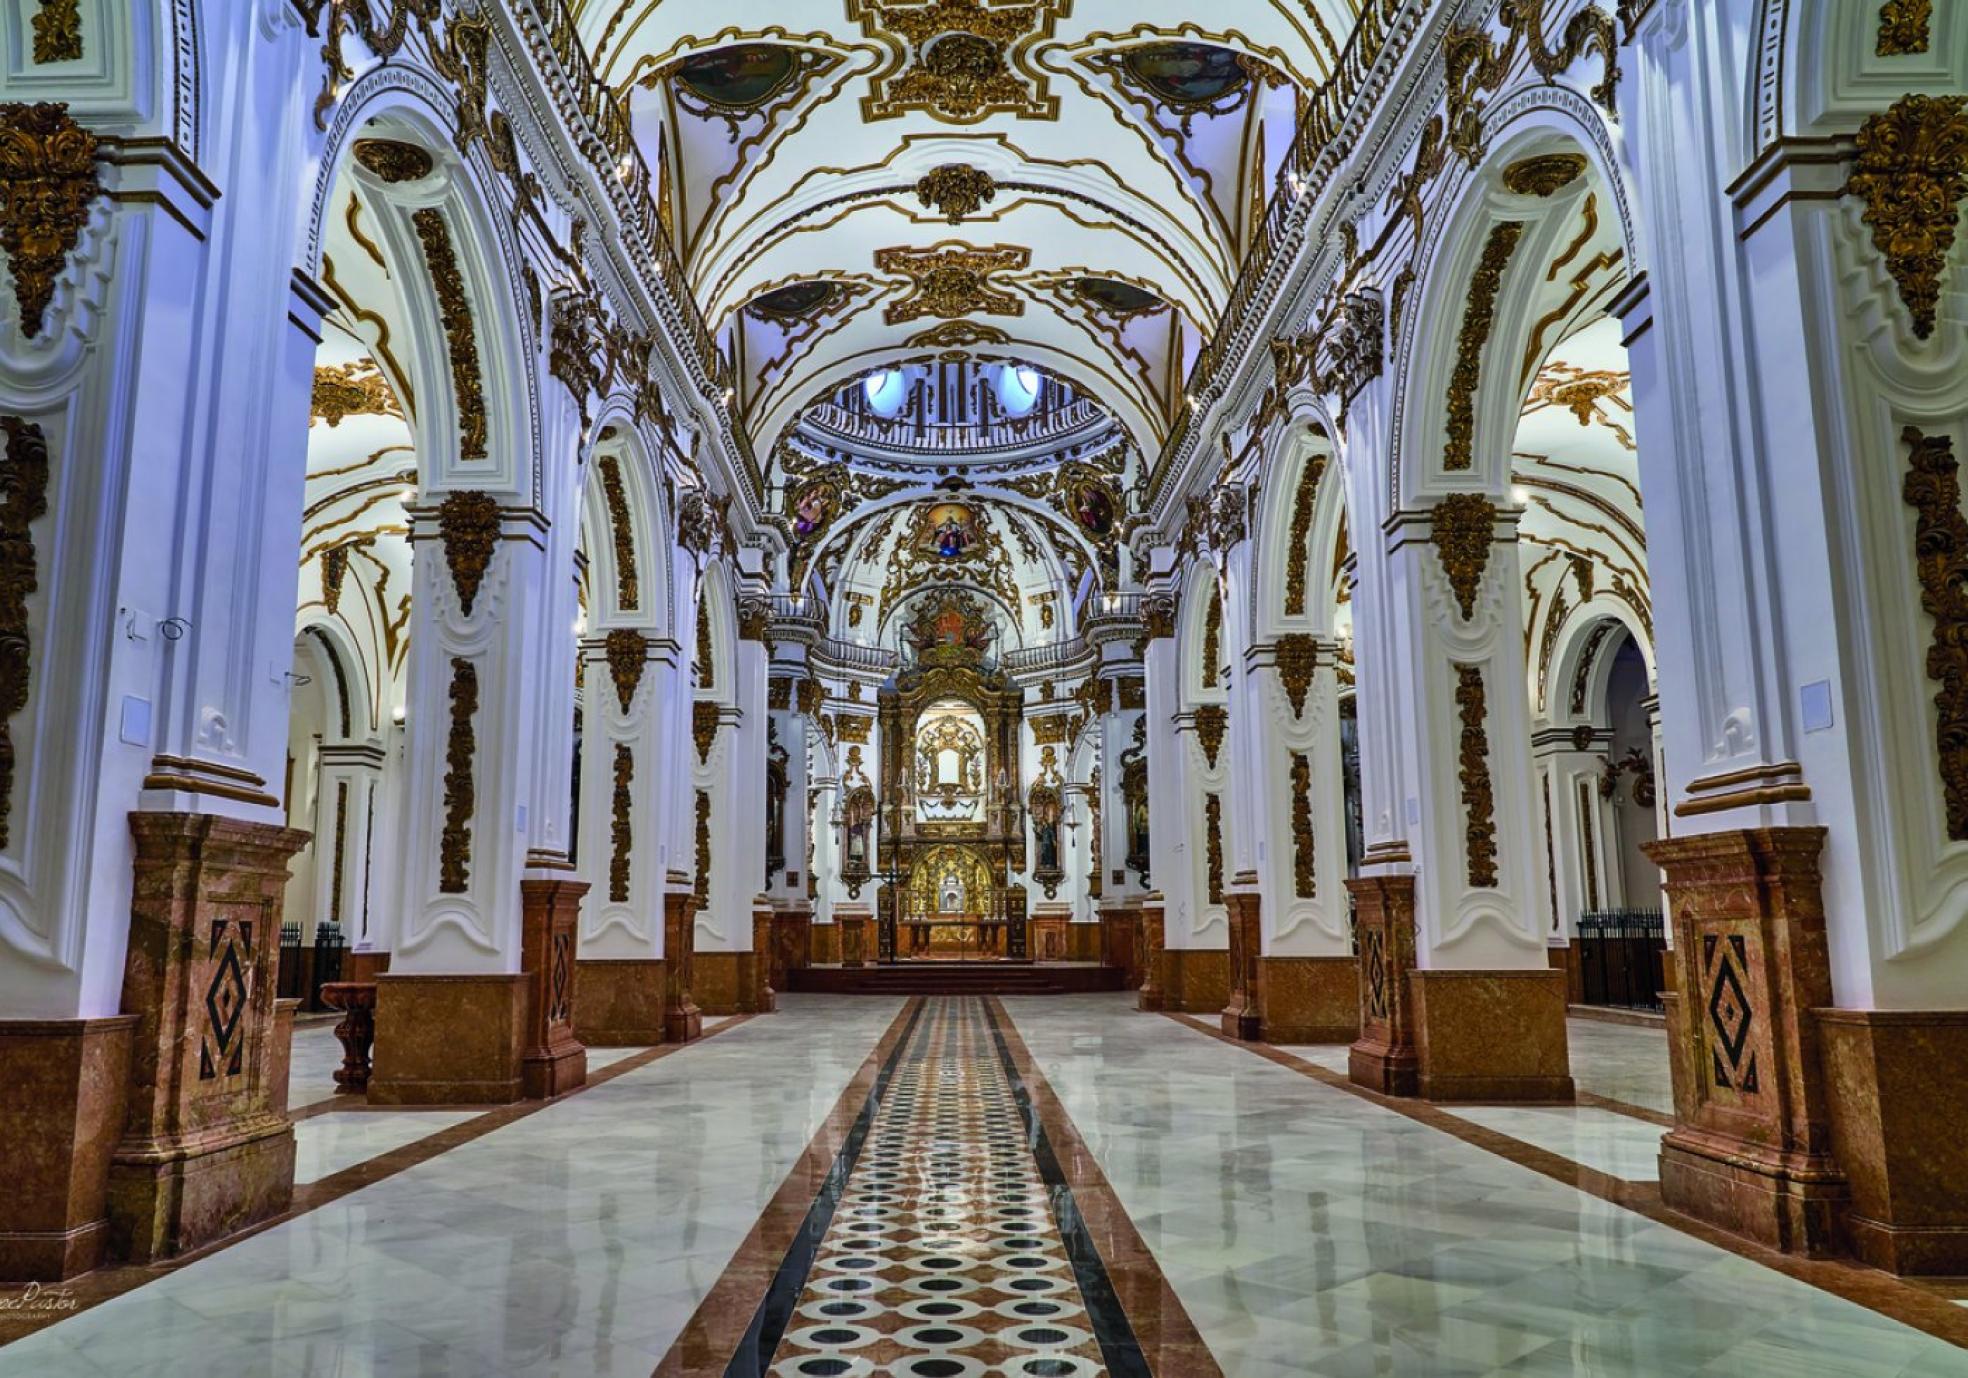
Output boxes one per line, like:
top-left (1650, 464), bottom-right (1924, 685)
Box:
top-left (760, 998), bottom-right (1128, 1376)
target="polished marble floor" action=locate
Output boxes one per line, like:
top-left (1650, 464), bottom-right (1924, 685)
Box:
top-left (3, 994), bottom-right (1962, 1377)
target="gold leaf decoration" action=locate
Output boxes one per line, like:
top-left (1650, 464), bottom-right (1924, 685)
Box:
top-left (1443, 221), bottom-right (1525, 472)
top-left (915, 163), bottom-right (998, 223)
top-left (439, 657), bottom-right (479, 893)
top-left (610, 744), bottom-right (633, 903)
top-left (1845, 94), bottom-right (1968, 340)
top-left (1201, 587), bottom-right (1222, 688)
top-left (596, 455), bottom-right (640, 610)
top-left (1275, 634), bottom-right (1318, 718)
top-left (437, 489), bottom-right (499, 616)
top-left (1205, 792), bottom-right (1224, 904)
top-left (605, 628), bottom-right (648, 714)
top-left (352, 137), bottom-right (434, 183)
top-left (1454, 663), bottom-right (1498, 889)
top-left (694, 788), bottom-right (711, 905)
top-left (1194, 704), bottom-right (1228, 770)
top-left (1431, 493), bottom-right (1495, 622)
top-left (312, 360), bottom-right (402, 427)
top-left (0, 102), bottom-right (101, 339)
top-left (1876, 0), bottom-right (1933, 55)
top-left (31, 0), bottom-right (81, 63)
top-left (0, 418), bottom-right (49, 849)
top-left (693, 700), bottom-right (720, 764)
top-left (1291, 753), bottom-right (1316, 899)
top-left (1901, 426), bottom-right (1968, 838)
top-left (1284, 452), bottom-right (1327, 617)
top-left (855, 0), bottom-right (1064, 123)
top-left (410, 208), bottom-right (489, 458)
top-left (1501, 153), bottom-right (1587, 197)
top-left (875, 243), bottom-right (1030, 323)
top-left (320, 543), bottom-right (351, 616)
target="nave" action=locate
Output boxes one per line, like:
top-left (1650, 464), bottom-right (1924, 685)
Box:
top-left (2, 994), bottom-right (1962, 1377)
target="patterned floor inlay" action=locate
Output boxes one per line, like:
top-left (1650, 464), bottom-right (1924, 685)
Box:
top-left (764, 997), bottom-right (1130, 1378)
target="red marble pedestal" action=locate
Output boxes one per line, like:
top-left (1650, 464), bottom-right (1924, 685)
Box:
top-left (109, 812), bottom-right (309, 1264)
top-left (665, 890), bottom-right (702, 1043)
top-left (519, 875), bottom-right (587, 1099)
top-left (574, 960), bottom-right (668, 1045)
top-left (0, 1016), bottom-right (138, 1280)
top-left (1645, 827), bottom-right (1848, 1257)
top-left (1346, 873), bottom-right (1419, 1097)
top-left (1099, 901), bottom-right (1141, 987)
top-left (1411, 969), bottom-right (1573, 1102)
top-left (1136, 897), bottom-right (1166, 1012)
top-left (1222, 891), bottom-right (1262, 1040)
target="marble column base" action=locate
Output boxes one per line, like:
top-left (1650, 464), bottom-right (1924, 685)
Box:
top-left (368, 973), bottom-right (527, 1106)
top-left (1222, 892), bottom-right (1261, 1041)
top-left (1647, 827), bottom-right (1846, 1258)
top-left (1066, 920), bottom-right (1100, 963)
top-left (1820, 1008), bottom-right (1968, 1275)
top-left (519, 876), bottom-right (587, 1100)
top-left (1099, 904), bottom-right (1140, 987)
top-left (1547, 941), bottom-right (1583, 1005)
top-left (1258, 956), bottom-right (1360, 1044)
top-left (837, 908), bottom-right (871, 968)
top-left (573, 959), bottom-right (668, 1045)
top-left (693, 951), bottom-right (764, 1015)
top-left (111, 812), bottom-right (308, 1264)
top-left (664, 890), bottom-right (702, 1043)
top-left (0, 1016), bottom-right (137, 1280)
top-left (1136, 899), bottom-right (1166, 1011)
top-left (1411, 969), bottom-right (1574, 1102)
top-left (1164, 948), bottom-right (1230, 1015)
top-left (810, 923), bottom-right (842, 965)
top-left (1347, 873), bottom-right (1419, 1097)
top-left (1030, 908), bottom-right (1070, 962)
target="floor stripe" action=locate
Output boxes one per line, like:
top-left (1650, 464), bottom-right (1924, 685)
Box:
top-left (655, 998), bottom-right (924, 1378)
top-left (1159, 1009), bottom-right (1968, 1350)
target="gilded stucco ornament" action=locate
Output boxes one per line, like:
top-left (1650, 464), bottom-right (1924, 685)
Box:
top-left (411, 208), bottom-right (490, 458)
top-left (1443, 221), bottom-right (1525, 472)
top-left (1275, 635), bottom-right (1318, 719)
top-left (352, 138), bottom-right (435, 183)
top-left (876, 243), bottom-right (1030, 323)
top-left (1284, 452), bottom-right (1327, 617)
top-left (610, 745), bottom-right (634, 903)
top-left (1430, 493), bottom-right (1496, 622)
top-left (1194, 705), bottom-right (1228, 770)
top-left (605, 628), bottom-right (648, 714)
top-left (1900, 427), bottom-right (1968, 839)
top-left (0, 418), bottom-right (49, 849)
top-left (1205, 793), bottom-right (1225, 904)
top-left (0, 102), bottom-right (101, 340)
top-left (854, 0), bottom-right (1065, 123)
top-left (694, 789), bottom-right (711, 904)
top-left (1326, 292), bottom-right (1385, 405)
top-left (1291, 753), bottom-right (1316, 899)
top-left (437, 489), bottom-right (500, 617)
top-left (31, 1), bottom-right (81, 63)
top-left (1454, 664), bottom-right (1498, 889)
top-left (1876, 0), bottom-right (1933, 55)
top-left (439, 657), bottom-right (479, 893)
top-left (1501, 152), bottom-right (1587, 197)
top-left (596, 455), bottom-right (640, 610)
top-left (693, 700), bottom-right (721, 763)
top-left (915, 163), bottom-right (998, 223)
top-left (1845, 94), bottom-right (1968, 341)
top-left (312, 361), bottom-right (402, 426)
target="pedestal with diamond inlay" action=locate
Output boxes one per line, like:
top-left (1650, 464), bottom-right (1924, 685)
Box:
top-left (1646, 827), bottom-right (1848, 1256)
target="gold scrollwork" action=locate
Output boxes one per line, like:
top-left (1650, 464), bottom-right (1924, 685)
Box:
top-left (439, 656), bottom-right (479, 893)
top-left (0, 418), bottom-right (49, 849)
top-left (596, 455), bottom-right (640, 610)
top-left (1275, 634), bottom-right (1317, 719)
top-left (1291, 752), bottom-right (1316, 899)
top-left (1901, 426), bottom-right (1968, 839)
top-left (1205, 792), bottom-right (1225, 905)
top-left (1444, 221), bottom-right (1525, 472)
top-left (31, 1), bottom-right (81, 63)
top-left (1431, 493), bottom-right (1496, 622)
top-left (610, 743), bottom-right (634, 903)
top-left (0, 102), bottom-right (101, 340)
top-left (875, 243), bottom-right (1031, 323)
top-left (1501, 153), bottom-right (1587, 198)
top-left (1454, 663), bottom-right (1498, 889)
top-left (437, 489), bottom-right (500, 617)
top-left (694, 788), bottom-right (712, 905)
top-left (312, 360), bottom-right (403, 427)
top-left (410, 208), bottom-right (490, 459)
top-left (1877, 0), bottom-right (1933, 55)
top-left (693, 700), bottom-right (721, 763)
top-left (853, 0), bottom-right (1065, 123)
top-left (605, 627), bottom-right (648, 714)
top-left (1194, 704), bottom-right (1228, 770)
top-left (1284, 451), bottom-right (1327, 617)
top-left (353, 137), bottom-right (435, 183)
top-left (1845, 94), bottom-right (1968, 341)
top-left (915, 163), bottom-right (999, 223)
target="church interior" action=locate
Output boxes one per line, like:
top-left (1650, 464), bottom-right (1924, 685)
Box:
top-left (1, 1), bottom-right (1967, 1374)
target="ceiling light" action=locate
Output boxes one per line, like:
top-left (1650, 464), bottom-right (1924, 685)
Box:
top-left (1511, 485), bottom-right (1531, 505)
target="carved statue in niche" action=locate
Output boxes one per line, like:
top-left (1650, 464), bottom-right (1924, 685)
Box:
top-left (1121, 720), bottom-right (1150, 884)
top-left (841, 785), bottom-right (877, 895)
top-left (1029, 783), bottom-right (1062, 896)
top-left (766, 724), bottom-right (789, 881)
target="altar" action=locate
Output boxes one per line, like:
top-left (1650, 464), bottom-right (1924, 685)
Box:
top-left (901, 916), bottom-right (1009, 959)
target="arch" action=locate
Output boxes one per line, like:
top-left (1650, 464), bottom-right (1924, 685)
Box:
top-left (303, 74), bottom-right (544, 503)
top-left (297, 620), bottom-right (376, 743)
top-left (693, 559), bottom-right (740, 707)
top-left (1176, 557), bottom-right (1227, 709)
top-left (580, 408), bottom-right (672, 635)
top-left (1544, 602), bottom-right (1656, 728)
top-left (1251, 409), bottom-right (1346, 637)
top-left (1388, 113), bottom-right (1640, 510)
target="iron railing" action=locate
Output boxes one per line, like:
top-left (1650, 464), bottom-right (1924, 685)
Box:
top-left (278, 921), bottom-right (347, 1012)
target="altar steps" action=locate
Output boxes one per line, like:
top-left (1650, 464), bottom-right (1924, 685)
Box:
top-left (785, 963), bottom-right (1125, 996)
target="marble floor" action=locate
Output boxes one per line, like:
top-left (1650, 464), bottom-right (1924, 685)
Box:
top-left (3, 993), bottom-right (1962, 1377)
